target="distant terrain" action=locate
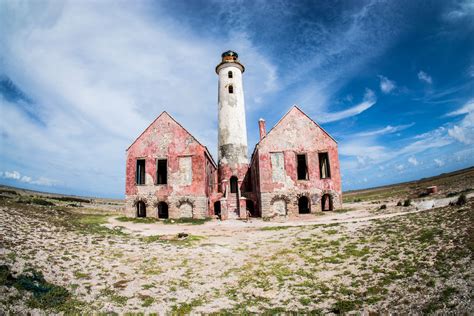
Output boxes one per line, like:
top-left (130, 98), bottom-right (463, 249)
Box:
top-left (0, 167), bottom-right (473, 314)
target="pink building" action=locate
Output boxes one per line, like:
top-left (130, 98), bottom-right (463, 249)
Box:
top-left (125, 51), bottom-right (342, 220)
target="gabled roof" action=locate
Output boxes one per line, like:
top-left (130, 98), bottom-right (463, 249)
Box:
top-left (256, 105), bottom-right (338, 145)
top-left (126, 111), bottom-right (217, 168)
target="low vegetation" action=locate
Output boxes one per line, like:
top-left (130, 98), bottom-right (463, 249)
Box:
top-left (0, 170), bottom-right (473, 314)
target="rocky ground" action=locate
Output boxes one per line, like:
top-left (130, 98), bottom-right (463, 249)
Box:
top-left (0, 169), bottom-right (473, 314)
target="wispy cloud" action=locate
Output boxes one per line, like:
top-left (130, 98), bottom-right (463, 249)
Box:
top-left (378, 75), bottom-right (396, 93)
top-left (408, 156), bottom-right (419, 166)
top-left (434, 158), bottom-right (445, 167)
top-left (0, 171), bottom-right (58, 186)
top-left (0, 1), bottom-right (275, 196)
top-left (354, 122), bottom-right (414, 137)
top-left (442, 0), bottom-right (474, 22)
top-left (445, 99), bottom-right (474, 116)
top-left (319, 89), bottom-right (376, 123)
top-left (447, 100), bottom-right (474, 145)
top-left (417, 70), bottom-right (433, 84)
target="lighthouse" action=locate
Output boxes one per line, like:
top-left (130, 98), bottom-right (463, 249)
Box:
top-left (216, 51), bottom-right (249, 217)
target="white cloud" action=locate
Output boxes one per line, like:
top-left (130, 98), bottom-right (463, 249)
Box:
top-left (319, 89), bottom-right (376, 123)
top-left (402, 127), bottom-right (452, 155)
top-left (408, 157), bottom-right (419, 166)
top-left (443, 0), bottom-right (474, 22)
top-left (0, 1), bottom-right (276, 196)
top-left (395, 164), bottom-right (405, 171)
top-left (446, 99), bottom-right (474, 116)
top-left (354, 122), bottom-right (414, 137)
top-left (417, 70), bottom-right (433, 84)
top-left (378, 75), bottom-right (396, 93)
top-left (434, 159), bottom-right (445, 167)
top-left (447, 99), bottom-right (474, 145)
top-left (1, 170), bottom-right (58, 186)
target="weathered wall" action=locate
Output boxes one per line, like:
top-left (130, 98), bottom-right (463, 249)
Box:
top-left (217, 64), bottom-right (248, 167)
top-left (255, 107), bottom-right (342, 219)
top-left (125, 112), bottom-right (217, 218)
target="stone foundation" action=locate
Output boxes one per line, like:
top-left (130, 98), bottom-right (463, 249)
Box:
top-left (260, 189), bottom-right (342, 220)
top-left (125, 194), bottom-right (209, 219)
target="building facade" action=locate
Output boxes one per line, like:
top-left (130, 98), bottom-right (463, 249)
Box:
top-left (125, 51), bottom-right (342, 220)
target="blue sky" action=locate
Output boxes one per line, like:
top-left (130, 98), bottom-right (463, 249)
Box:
top-left (0, 0), bottom-right (473, 198)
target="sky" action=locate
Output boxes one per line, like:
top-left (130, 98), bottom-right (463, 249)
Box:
top-left (0, 0), bottom-right (473, 198)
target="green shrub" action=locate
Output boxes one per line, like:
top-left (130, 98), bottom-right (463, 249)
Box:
top-left (1, 265), bottom-right (80, 311)
top-left (163, 217), bottom-right (211, 225)
top-left (397, 201), bottom-right (402, 206)
top-left (403, 199), bottom-right (411, 207)
top-left (456, 193), bottom-right (467, 206)
top-left (49, 196), bottom-right (91, 203)
top-left (379, 204), bottom-right (387, 210)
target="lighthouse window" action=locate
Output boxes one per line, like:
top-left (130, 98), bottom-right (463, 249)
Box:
top-left (228, 85), bottom-right (234, 94)
top-left (228, 71), bottom-right (233, 78)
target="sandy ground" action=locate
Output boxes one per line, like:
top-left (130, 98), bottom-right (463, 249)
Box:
top-left (1, 188), bottom-right (473, 314)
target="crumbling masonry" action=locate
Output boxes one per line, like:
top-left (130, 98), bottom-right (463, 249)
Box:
top-left (125, 51), bottom-right (342, 220)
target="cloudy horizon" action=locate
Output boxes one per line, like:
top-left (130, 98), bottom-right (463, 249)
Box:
top-left (1, 0), bottom-right (473, 198)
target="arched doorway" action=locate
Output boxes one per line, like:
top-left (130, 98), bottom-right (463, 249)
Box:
top-left (321, 194), bottom-right (333, 211)
top-left (157, 202), bottom-right (168, 219)
top-left (298, 196), bottom-right (310, 214)
top-left (214, 201), bottom-right (221, 218)
top-left (136, 201), bottom-right (146, 217)
top-left (230, 176), bottom-right (238, 194)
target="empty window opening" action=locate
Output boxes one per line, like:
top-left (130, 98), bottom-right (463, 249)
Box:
top-left (321, 194), bottom-right (333, 211)
top-left (319, 152), bottom-right (331, 179)
top-left (228, 71), bottom-right (233, 78)
top-left (230, 176), bottom-right (238, 194)
top-left (157, 159), bottom-right (167, 184)
top-left (297, 154), bottom-right (308, 180)
top-left (157, 202), bottom-right (168, 219)
top-left (136, 159), bottom-right (145, 185)
top-left (214, 201), bottom-right (221, 218)
top-left (298, 196), bottom-right (310, 214)
top-left (228, 85), bottom-right (234, 94)
top-left (136, 201), bottom-right (146, 217)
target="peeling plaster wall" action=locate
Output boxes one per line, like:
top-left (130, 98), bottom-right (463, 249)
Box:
top-left (255, 107), bottom-right (342, 219)
top-left (125, 112), bottom-right (216, 218)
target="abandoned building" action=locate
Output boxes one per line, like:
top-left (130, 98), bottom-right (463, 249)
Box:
top-left (125, 51), bottom-right (342, 220)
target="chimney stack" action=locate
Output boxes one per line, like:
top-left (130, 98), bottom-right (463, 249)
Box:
top-left (258, 118), bottom-right (266, 140)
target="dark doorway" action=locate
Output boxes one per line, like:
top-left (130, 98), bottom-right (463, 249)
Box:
top-left (246, 200), bottom-right (257, 217)
top-left (321, 194), bottom-right (333, 211)
top-left (297, 154), bottom-right (308, 180)
top-left (230, 176), bottom-right (238, 194)
top-left (298, 196), bottom-right (310, 214)
top-left (137, 201), bottom-right (146, 217)
top-left (158, 202), bottom-right (168, 219)
top-left (214, 201), bottom-right (221, 218)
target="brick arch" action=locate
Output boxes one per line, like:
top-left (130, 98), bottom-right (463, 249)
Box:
top-left (176, 198), bottom-right (195, 208)
top-left (176, 198), bottom-right (195, 218)
top-left (152, 198), bottom-right (168, 208)
top-left (132, 196), bottom-right (149, 207)
top-left (270, 195), bottom-right (289, 217)
top-left (321, 190), bottom-right (338, 211)
top-left (270, 194), bottom-right (290, 205)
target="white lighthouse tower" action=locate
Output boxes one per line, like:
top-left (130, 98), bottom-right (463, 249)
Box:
top-left (215, 50), bottom-right (249, 218)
